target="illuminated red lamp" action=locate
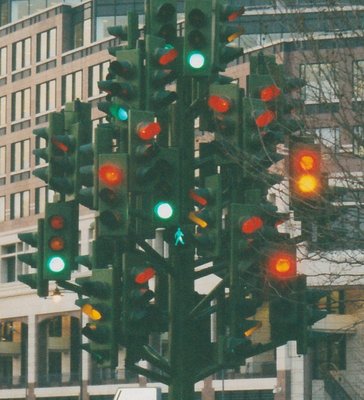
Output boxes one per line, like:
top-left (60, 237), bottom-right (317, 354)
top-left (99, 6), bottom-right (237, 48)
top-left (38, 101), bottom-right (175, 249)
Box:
top-left (189, 188), bottom-right (208, 207)
top-left (208, 95), bottom-right (231, 113)
top-left (241, 216), bottom-right (264, 234)
top-left (267, 249), bottom-right (296, 280)
top-left (255, 109), bottom-right (276, 128)
top-left (98, 164), bottom-right (124, 186)
top-left (134, 267), bottom-right (156, 284)
top-left (137, 121), bottom-right (161, 141)
top-left (51, 137), bottom-right (69, 153)
top-left (260, 84), bottom-right (281, 102)
top-left (157, 46), bottom-right (178, 66)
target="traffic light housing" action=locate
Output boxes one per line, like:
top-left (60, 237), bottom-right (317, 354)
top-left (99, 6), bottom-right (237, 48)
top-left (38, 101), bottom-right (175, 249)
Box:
top-left (98, 48), bottom-right (142, 128)
top-left (189, 174), bottom-right (222, 258)
top-left (18, 219), bottom-right (48, 297)
top-left (213, 2), bottom-right (245, 71)
top-left (33, 101), bottom-right (92, 198)
top-left (97, 153), bottom-right (129, 238)
top-left (146, 0), bottom-right (177, 44)
top-left (43, 200), bottom-right (78, 280)
top-left (76, 268), bottom-right (120, 367)
top-left (184, 0), bottom-right (213, 76)
top-left (145, 34), bottom-right (178, 112)
top-left (208, 83), bottom-right (242, 148)
top-left (289, 142), bottom-right (323, 204)
top-left (78, 123), bottom-right (114, 210)
top-left (122, 251), bottom-right (166, 365)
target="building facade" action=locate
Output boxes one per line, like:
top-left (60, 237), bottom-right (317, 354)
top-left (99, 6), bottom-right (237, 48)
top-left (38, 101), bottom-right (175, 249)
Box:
top-left (0, 1), bottom-right (363, 399)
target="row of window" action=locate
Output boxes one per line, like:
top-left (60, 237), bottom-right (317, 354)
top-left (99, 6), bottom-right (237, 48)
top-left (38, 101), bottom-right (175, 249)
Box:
top-left (300, 61), bottom-right (364, 103)
top-left (0, 187), bottom-right (45, 223)
top-left (0, 61), bottom-right (109, 127)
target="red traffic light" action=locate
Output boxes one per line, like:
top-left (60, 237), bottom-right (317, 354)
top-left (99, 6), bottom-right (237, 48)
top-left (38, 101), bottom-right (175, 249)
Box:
top-left (208, 95), bottom-right (231, 113)
top-left (241, 216), bottom-right (264, 234)
top-left (137, 121), bottom-right (162, 141)
top-left (134, 266), bottom-right (156, 284)
top-left (267, 249), bottom-right (296, 280)
top-left (255, 109), bottom-right (276, 128)
top-left (156, 45), bottom-right (178, 66)
top-left (260, 84), bottom-right (282, 102)
top-left (98, 164), bottom-right (124, 186)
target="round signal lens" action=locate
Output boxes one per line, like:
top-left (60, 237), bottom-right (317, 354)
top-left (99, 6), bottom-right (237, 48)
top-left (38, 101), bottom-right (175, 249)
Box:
top-left (47, 256), bottom-right (66, 273)
top-left (299, 155), bottom-right (315, 171)
top-left (255, 110), bottom-right (276, 128)
top-left (99, 164), bottom-right (123, 186)
top-left (137, 121), bottom-right (161, 140)
top-left (154, 201), bottom-right (174, 220)
top-left (187, 51), bottom-right (205, 70)
top-left (49, 215), bottom-right (65, 230)
top-left (135, 267), bottom-right (156, 284)
top-left (241, 216), bottom-right (264, 234)
top-left (268, 251), bottom-right (296, 280)
top-left (260, 84), bottom-right (282, 102)
top-left (208, 95), bottom-right (231, 113)
top-left (49, 236), bottom-right (65, 251)
top-left (117, 107), bottom-right (128, 121)
top-left (158, 45), bottom-right (178, 65)
top-left (297, 174), bottom-right (319, 194)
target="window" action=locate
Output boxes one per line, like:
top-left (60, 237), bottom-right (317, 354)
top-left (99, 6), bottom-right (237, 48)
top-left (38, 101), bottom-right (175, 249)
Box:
top-left (312, 334), bottom-right (346, 379)
top-left (88, 61), bottom-right (109, 97)
top-left (35, 186), bottom-right (47, 214)
top-left (353, 60), bottom-right (364, 101)
top-left (0, 96), bottom-right (6, 126)
top-left (0, 46), bottom-right (7, 76)
top-left (0, 196), bottom-right (5, 222)
top-left (49, 317), bottom-right (62, 337)
top-left (300, 63), bottom-right (338, 103)
top-left (36, 28), bottom-right (56, 62)
top-left (353, 126), bottom-right (364, 156)
top-left (12, 37), bottom-right (31, 71)
top-left (10, 191), bottom-right (30, 219)
top-left (11, 140), bottom-right (30, 172)
top-left (11, 88), bottom-right (30, 121)
top-left (0, 244), bottom-right (16, 283)
top-left (0, 146), bottom-right (5, 176)
top-left (62, 70), bottom-right (82, 103)
top-left (315, 127), bottom-right (340, 151)
top-left (36, 80), bottom-right (56, 114)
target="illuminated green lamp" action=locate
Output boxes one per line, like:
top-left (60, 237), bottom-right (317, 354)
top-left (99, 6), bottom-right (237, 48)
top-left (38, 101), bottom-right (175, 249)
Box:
top-left (153, 201), bottom-right (174, 221)
top-left (187, 51), bottom-right (206, 70)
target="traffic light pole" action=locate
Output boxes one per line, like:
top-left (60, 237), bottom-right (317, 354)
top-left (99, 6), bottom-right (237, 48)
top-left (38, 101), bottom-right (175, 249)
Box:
top-left (168, 75), bottom-right (196, 400)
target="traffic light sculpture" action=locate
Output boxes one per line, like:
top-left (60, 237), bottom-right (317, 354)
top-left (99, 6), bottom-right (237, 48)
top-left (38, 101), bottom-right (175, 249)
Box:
top-left (76, 268), bottom-right (120, 367)
top-left (146, 0), bottom-right (177, 43)
top-left (18, 219), bottom-right (48, 297)
top-left (43, 200), bottom-right (78, 280)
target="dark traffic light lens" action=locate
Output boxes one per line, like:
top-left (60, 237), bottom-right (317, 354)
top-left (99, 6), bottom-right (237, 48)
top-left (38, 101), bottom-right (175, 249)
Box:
top-left (49, 236), bottom-right (65, 251)
top-left (188, 30), bottom-right (206, 48)
top-left (49, 215), bottom-right (65, 230)
top-left (188, 9), bottom-right (206, 28)
top-left (157, 3), bottom-right (176, 21)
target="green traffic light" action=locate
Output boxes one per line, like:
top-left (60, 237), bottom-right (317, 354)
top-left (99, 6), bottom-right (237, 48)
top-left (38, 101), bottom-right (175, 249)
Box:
top-left (154, 201), bottom-right (174, 220)
top-left (47, 256), bottom-right (66, 273)
top-left (187, 51), bottom-right (206, 70)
